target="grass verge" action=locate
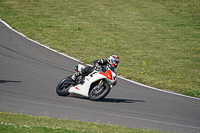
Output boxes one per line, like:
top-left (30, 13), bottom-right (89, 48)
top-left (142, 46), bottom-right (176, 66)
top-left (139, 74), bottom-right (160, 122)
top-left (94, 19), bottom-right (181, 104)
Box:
top-left (0, 112), bottom-right (169, 133)
top-left (0, 0), bottom-right (199, 97)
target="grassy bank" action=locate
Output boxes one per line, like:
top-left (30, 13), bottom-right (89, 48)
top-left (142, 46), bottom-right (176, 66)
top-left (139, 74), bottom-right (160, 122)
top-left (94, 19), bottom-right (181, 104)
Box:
top-left (0, 0), bottom-right (199, 98)
top-left (0, 112), bottom-right (168, 133)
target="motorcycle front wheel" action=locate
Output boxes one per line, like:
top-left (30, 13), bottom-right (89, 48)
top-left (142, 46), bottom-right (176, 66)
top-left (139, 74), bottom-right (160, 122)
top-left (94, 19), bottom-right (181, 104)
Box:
top-left (89, 81), bottom-right (110, 101)
top-left (56, 76), bottom-right (71, 96)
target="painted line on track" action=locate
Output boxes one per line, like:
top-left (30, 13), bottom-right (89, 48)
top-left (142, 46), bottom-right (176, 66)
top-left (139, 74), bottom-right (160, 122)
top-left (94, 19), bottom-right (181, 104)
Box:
top-left (1, 18), bottom-right (199, 101)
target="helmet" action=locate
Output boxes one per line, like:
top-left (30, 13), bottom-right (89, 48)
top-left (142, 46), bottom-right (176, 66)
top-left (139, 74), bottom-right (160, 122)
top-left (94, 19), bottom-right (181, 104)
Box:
top-left (108, 55), bottom-right (119, 68)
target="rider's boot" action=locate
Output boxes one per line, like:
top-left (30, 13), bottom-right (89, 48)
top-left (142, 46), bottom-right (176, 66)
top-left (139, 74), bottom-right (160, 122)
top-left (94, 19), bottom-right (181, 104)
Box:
top-left (71, 72), bottom-right (81, 83)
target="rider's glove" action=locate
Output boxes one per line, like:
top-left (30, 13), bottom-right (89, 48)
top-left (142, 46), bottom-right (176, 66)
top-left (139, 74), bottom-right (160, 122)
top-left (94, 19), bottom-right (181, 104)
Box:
top-left (95, 65), bottom-right (101, 71)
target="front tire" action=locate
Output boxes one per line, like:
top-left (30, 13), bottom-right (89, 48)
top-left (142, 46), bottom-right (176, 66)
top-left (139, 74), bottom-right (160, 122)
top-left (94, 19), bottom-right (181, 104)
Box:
top-left (89, 81), bottom-right (110, 101)
top-left (56, 76), bottom-right (71, 96)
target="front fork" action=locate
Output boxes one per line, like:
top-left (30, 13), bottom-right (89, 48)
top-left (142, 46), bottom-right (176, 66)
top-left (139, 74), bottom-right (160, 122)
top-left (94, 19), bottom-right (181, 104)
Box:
top-left (98, 79), bottom-right (112, 89)
top-left (98, 79), bottom-right (104, 89)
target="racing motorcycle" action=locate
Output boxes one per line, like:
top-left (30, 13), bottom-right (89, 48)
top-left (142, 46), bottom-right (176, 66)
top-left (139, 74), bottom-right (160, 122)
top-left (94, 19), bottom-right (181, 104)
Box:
top-left (56, 64), bottom-right (117, 101)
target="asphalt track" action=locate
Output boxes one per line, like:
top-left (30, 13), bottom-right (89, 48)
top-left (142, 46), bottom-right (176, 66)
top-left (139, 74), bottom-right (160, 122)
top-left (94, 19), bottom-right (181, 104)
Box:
top-left (0, 20), bottom-right (200, 133)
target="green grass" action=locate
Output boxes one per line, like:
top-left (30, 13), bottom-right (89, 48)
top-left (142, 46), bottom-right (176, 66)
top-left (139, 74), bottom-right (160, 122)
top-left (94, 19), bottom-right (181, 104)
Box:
top-left (0, 0), bottom-right (199, 98)
top-left (0, 112), bottom-right (168, 133)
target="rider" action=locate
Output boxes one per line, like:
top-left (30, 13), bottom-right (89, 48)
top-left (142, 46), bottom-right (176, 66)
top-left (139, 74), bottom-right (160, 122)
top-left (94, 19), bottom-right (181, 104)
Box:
top-left (71, 55), bottom-right (120, 82)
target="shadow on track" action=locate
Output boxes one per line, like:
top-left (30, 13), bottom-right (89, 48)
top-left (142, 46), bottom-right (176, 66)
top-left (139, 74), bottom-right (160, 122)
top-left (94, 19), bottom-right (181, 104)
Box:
top-left (100, 98), bottom-right (145, 103)
top-left (0, 80), bottom-right (22, 83)
top-left (69, 95), bottom-right (145, 103)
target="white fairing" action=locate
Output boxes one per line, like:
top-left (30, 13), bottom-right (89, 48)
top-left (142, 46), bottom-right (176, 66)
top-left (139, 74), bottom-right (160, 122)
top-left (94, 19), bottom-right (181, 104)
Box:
top-left (68, 64), bottom-right (117, 97)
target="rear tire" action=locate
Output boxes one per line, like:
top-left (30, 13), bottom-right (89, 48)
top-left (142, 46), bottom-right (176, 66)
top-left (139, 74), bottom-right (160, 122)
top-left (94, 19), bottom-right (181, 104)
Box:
top-left (89, 81), bottom-right (110, 101)
top-left (56, 76), bottom-right (71, 96)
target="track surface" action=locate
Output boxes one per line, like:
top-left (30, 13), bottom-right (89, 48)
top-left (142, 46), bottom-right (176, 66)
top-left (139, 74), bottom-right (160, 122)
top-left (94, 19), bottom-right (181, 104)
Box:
top-left (0, 21), bottom-right (200, 133)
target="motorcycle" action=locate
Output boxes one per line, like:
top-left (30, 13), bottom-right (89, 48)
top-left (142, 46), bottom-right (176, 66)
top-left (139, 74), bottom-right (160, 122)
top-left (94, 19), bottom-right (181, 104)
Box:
top-left (56, 64), bottom-right (117, 101)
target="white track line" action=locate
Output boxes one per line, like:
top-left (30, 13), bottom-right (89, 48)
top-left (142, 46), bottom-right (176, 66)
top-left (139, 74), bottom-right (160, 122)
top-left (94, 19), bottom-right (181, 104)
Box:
top-left (1, 18), bottom-right (199, 100)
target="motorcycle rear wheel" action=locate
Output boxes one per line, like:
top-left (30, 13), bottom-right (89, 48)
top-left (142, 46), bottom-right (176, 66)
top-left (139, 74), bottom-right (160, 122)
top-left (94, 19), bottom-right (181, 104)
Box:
top-left (56, 76), bottom-right (71, 96)
top-left (89, 81), bottom-right (110, 101)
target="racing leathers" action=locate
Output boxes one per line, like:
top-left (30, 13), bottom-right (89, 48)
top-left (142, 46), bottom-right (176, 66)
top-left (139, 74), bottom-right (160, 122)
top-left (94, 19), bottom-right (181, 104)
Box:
top-left (71, 59), bottom-right (109, 82)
